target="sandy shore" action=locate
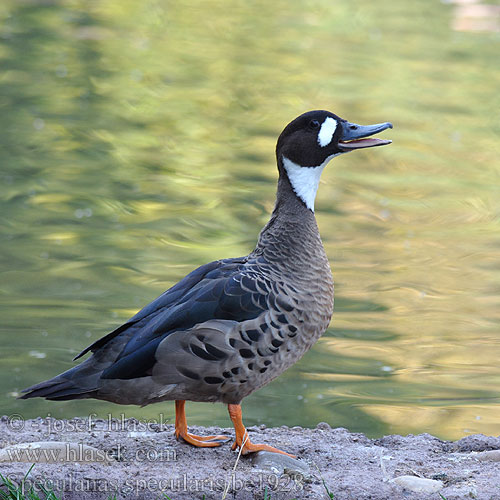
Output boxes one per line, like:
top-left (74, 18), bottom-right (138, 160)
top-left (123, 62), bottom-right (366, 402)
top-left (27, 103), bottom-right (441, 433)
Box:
top-left (0, 416), bottom-right (499, 499)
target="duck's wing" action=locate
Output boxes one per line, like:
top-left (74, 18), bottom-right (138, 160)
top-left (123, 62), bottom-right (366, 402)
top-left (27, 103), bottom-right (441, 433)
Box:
top-left (77, 255), bottom-right (270, 359)
top-left (20, 255), bottom-right (274, 400)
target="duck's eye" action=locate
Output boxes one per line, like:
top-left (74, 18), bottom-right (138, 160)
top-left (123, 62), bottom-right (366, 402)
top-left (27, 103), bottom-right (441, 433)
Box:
top-left (309, 120), bottom-right (320, 129)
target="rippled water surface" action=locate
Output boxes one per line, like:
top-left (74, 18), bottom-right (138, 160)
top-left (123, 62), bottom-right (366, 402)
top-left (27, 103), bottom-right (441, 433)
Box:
top-left (1, 0), bottom-right (500, 439)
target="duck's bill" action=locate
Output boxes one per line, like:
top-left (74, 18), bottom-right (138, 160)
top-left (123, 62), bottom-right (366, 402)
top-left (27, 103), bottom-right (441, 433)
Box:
top-left (339, 120), bottom-right (393, 151)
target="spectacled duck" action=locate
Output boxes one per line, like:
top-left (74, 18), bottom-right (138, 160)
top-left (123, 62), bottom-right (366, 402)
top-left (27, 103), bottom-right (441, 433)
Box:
top-left (21, 110), bottom-right (392, 456)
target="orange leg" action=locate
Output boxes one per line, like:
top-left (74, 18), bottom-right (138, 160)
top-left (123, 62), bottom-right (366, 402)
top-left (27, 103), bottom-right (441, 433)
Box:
top-left (175, 400), bottom-right (230, 447)
top-left (227, 404), bottom-right (296, 457)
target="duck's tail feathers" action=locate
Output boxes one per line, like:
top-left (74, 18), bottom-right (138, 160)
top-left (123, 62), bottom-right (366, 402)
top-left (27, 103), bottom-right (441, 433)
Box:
top-left (19, 373), bottom-right (98, 401)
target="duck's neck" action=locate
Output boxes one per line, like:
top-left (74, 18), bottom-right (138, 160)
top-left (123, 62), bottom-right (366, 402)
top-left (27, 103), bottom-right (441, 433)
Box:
top-left (273, 170), bottom-right (316, 222)
top-left (255, 164), bottom-right (324, 263)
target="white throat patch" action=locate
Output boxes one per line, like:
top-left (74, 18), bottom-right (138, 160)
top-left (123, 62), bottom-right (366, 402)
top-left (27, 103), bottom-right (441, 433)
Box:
top-left (283, 154), bottom-right (337, 211)
top-left (318, 117), bottom-right (337, 147)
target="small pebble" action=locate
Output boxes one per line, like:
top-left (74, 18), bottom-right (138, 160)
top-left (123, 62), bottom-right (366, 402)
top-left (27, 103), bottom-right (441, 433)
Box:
top-left (392, 476), bottom-right (443, 493)
top-left (251, 450), bottom-right (309, 475)
top-left (316, 422), bottom-right (331, 430)
top-left (475, 450), bottom-right (500, 462)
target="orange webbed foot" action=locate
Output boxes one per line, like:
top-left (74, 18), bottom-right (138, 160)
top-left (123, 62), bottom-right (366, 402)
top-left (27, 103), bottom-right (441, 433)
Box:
top-left (175, 400), bottom-right (230, 448)
top-left (176, 430), bottom-right (230, 448)
top-left (228, 403), bottom-right (296, 457)
top-left (230, 436), bottom-right (296, 457)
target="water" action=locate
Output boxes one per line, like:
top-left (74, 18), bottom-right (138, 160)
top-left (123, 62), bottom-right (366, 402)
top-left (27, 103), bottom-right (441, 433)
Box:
top-left (1, 0), bottom-right (499, 440)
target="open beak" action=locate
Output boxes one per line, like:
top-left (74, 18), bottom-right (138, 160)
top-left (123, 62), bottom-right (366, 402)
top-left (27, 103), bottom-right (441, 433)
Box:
top-left (338, 120), bottom-right (393, 151)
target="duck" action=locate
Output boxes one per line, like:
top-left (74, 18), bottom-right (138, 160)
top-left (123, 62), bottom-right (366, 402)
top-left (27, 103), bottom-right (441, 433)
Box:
top-left (21, 110), bottom-right (392, 456)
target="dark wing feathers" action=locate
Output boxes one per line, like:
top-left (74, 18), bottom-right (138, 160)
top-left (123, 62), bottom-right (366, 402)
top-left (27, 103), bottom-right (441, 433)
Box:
top-left (101, 337), bottom-right (163, 380)
top-left (73, 260), bottom-right (225, 360)
top-left (71, 256), bottom-right (271, 381)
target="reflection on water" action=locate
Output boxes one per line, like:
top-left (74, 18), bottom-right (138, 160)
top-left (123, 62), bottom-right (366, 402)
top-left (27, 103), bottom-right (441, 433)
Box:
top-left (1, 0), bottom-right (500, 439)
top-left (445, 0), bottom-right (500, 33)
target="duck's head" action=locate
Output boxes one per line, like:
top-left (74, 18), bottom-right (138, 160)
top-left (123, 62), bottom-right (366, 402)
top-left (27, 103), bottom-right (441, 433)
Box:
top-left (276, 110), bottom-right (393, 211)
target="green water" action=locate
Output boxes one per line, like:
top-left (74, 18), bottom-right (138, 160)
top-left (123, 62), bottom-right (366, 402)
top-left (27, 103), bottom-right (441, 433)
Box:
top-left (1, 0), bottom-right (499, 440)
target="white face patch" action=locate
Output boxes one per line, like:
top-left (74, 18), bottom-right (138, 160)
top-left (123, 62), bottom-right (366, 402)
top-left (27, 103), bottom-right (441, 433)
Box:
top-left (317, 117), bottom-right (337, 147)
top-left (283, 154), bottom-right (338, 211)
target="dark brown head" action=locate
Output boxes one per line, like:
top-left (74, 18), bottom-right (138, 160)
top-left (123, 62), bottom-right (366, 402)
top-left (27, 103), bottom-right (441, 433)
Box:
top-left (275, 110), bottom-right (393, 211)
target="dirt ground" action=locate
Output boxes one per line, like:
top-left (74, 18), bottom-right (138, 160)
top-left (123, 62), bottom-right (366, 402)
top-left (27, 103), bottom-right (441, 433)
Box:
top-left (1, 416), bottom-right (499, 499)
